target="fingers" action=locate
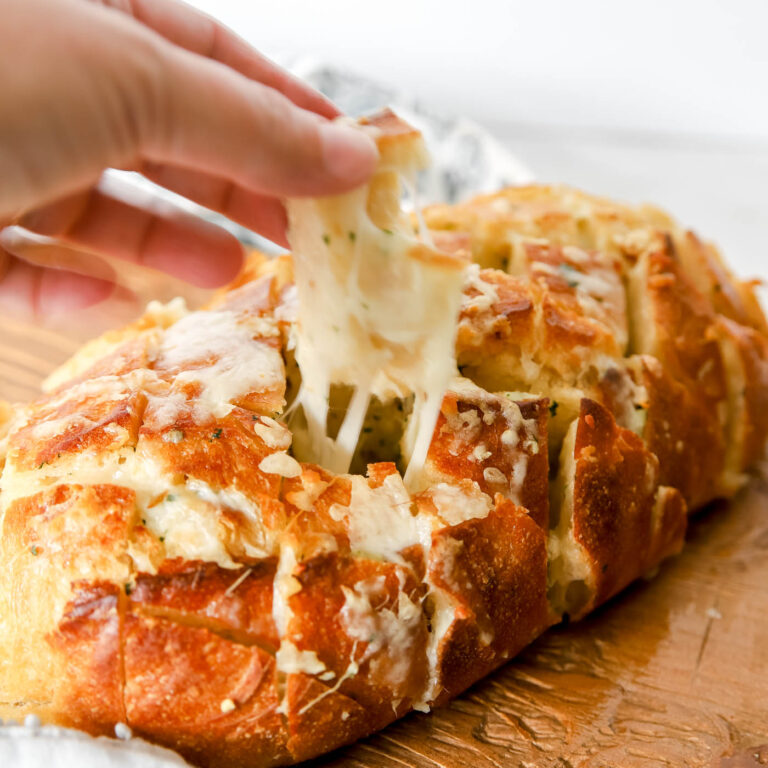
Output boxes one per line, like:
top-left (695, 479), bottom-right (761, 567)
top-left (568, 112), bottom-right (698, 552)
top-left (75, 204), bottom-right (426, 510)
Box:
top-left (0, 226), bottom-right (116, 283)
top-left (18, 186), bottom-right (245, 288)
top-left (0, 247), bottom-right (114, 321)
top-left (139, 45), bottom-right (378, 197)
top-left (98, 0), bottom-right (339, 119)
top-left (138, 161), bottom-right (289, 247)
top-left (93, 0), bottom-right (378, 196)
top-left (0, 0), bottom-right (376, 227)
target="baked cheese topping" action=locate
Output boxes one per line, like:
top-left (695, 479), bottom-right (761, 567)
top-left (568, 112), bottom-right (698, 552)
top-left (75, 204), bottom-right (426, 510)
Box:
top-left (156, 309), bottom-right (284, 421)
top-left (286, 112), bottom-right (466, 485)
top-left (328, 473), bottom-right (431, 563)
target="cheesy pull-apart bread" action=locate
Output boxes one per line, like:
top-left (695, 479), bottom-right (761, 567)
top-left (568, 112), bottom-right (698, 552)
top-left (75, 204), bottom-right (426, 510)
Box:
top-left (1, 110), bottom-right (767, 767)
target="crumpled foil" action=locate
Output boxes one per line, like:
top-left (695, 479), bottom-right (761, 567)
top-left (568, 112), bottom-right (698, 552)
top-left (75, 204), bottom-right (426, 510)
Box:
top-left (291, 58), bottom-right (534, 206)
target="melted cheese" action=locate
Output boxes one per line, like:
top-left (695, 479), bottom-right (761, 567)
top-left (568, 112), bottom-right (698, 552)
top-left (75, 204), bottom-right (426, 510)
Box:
top-left (272, 542), bottom-right (300, 638)
top-left (286, 116), bottom-right (466, 484)
top-left (275, 640), bottom-right (327, 675)
top-left (253, 416), bottom-right (292, 449)
top-left (463, 264), bottom-right (499, 313)
top-left (339, 579), bottom-right (423, 687)
top-left (429, 481), bottom-right (492, 526)
top-left (1, 442), bottom-right (276, 568)
top-left (546, 419), bottom-right (595, 613)
top-left (258, 452), bottom-right (302, 478)
top-left (156, 310), bottom-right (283, 421)
top-left (328, 474), bottom-right (431, 563)
top-left (418, 586), bottom-right (457, 709)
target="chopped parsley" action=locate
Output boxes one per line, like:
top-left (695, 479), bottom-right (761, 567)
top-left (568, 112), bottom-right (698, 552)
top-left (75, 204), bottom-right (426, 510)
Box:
top-left (322, 234), bottom-right (331, 245)
top-left (210, 428), bottom-right (223, 440)
top-left (166, 493), bottom-right (176, 502)
top-left (124, 583), bottom-right (133, 595)
top-left (549, 401), bottom-right (559, 418)
top-left (382, 228), bottom-right (394, 235)
top-left (348, 231), bottom-right (357, 242)
top-left (30, 545), bottom-right (39, 556)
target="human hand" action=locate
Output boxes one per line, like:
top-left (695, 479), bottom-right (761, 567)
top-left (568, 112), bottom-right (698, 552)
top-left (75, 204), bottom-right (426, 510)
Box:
top-left (0, 0), bottom-right (377, 319)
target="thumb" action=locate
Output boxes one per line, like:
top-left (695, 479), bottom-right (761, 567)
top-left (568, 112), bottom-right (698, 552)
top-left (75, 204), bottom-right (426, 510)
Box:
top-left (137, 44), bottom-right (379, 198)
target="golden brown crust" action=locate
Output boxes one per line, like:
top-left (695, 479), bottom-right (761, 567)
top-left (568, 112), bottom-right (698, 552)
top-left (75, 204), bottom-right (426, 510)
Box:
top-left (717, 316), bottom-right (768, 477)
top-left (421, 383), bottom-right (549, 528)
top-left (123, 614), bottom-right (287, 768)
top-left (284, 551), bottom-right (429, 729)
top-left (550, 399), bottom-right (688, 619)
top-left (1, 179), bottom-right (767, 768)
top-left (129, 560), bottom-right (281, 651)
top-left (49, 582), bottom-right (125, 734)
top-left (425, 496), bottom-right (550, 704)
top-left (8, 388), bottom-right (146, 472)
top-left (599, 354), bottom-right (726, 508)
top-left (283, 673), bottom-right (369, 763)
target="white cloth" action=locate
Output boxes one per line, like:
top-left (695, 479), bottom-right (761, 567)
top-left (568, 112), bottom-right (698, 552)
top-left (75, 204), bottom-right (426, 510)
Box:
top-left (0, 719), bottom-right (190, 767)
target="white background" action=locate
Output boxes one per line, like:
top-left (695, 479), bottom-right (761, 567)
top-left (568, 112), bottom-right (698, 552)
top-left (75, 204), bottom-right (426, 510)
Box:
top-left (186, 0), bottom-right (768, 277)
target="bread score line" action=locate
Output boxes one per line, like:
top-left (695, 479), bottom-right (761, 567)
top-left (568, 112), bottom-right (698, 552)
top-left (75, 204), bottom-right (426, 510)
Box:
top-left (0, 110), bottom-right (767, 768)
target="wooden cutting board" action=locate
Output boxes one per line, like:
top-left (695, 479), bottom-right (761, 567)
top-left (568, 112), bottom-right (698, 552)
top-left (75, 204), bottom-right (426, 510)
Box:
top-left (2, 317), bottom-right (767, 768)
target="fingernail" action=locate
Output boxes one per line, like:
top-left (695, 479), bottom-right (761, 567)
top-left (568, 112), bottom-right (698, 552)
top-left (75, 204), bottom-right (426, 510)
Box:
top-left (319, 123), bottom-right (378, 185)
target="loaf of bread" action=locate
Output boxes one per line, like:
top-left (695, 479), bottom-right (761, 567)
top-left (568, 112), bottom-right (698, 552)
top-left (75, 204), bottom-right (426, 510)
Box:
top-left (1, 112), bottom-right (766, 768)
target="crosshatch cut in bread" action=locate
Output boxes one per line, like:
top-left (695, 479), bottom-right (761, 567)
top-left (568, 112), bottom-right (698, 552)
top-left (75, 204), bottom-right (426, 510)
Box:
top-left (1, 109), bottom-right (767, 768)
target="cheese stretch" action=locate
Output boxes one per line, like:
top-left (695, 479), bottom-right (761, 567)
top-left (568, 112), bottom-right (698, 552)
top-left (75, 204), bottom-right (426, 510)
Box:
top-left (286, 112), bottom-right (466, 485)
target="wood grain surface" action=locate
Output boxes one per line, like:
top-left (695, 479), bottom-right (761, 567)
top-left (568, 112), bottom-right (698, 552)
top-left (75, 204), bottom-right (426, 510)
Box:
top-left (2, 319), bottom-right (767, 768)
